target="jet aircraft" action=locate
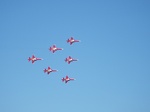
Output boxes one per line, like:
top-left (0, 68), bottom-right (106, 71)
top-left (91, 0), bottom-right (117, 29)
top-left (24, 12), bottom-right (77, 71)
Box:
top-left (67, 37), bottom-right (80, 45)
top-left (62, 75), bottom-right (75, 83)
top-left (49, 45), bottom-right (63, 53)
top-left (28, 55), bottom-right (42, 63)
top-left (44, 66), bottom-right (57, 74)
top-left (65, 56), bottom-right (78, 64)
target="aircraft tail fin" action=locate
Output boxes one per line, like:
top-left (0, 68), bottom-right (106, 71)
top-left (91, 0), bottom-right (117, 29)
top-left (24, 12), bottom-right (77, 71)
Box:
top-left (28, 57), bottom-right (31, 61)
top-left (44, 69), bottom-right (47, 73)
top-left (49, 47), bottom-right (52, 51)
top-left (65, 58), bottom-right (67, 62)
top-left (62, 78), bottom-right (65, 82)
top-left (67, 39), bottom-right (69, 43)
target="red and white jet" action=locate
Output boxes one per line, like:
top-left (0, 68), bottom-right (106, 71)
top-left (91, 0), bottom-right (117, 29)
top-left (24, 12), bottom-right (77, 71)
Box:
top-left (65, 56), bottom-right (78, 64)
top-left (67, 37), bottom-right (80, 45)
top-left (62, 75), bottom-right (75, 83)
top-left (44, 66), bottom-right (57, 75)
top-left (49, 45), bottom-right (63, 53)
top-left (28, 55), bottom-right (43, 64)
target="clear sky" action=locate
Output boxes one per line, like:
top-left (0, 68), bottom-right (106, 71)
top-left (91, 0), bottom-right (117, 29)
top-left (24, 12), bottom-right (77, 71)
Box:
top-left (0, 0), bottom-right (150, 112)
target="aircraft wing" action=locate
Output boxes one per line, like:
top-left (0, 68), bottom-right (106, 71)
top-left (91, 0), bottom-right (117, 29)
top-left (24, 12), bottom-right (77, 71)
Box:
top-left (32, 55), bottom-right (35, 58)
top-left (66, 76), bottom-right (69, 79)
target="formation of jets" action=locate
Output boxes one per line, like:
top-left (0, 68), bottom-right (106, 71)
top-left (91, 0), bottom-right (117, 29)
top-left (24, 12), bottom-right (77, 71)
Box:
top-left (28, 37), bottom-right (80, 84)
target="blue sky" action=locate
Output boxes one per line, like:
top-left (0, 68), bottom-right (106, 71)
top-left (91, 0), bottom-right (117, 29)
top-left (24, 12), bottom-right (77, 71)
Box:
top-left (0, 0), bottom-right (150, 112)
